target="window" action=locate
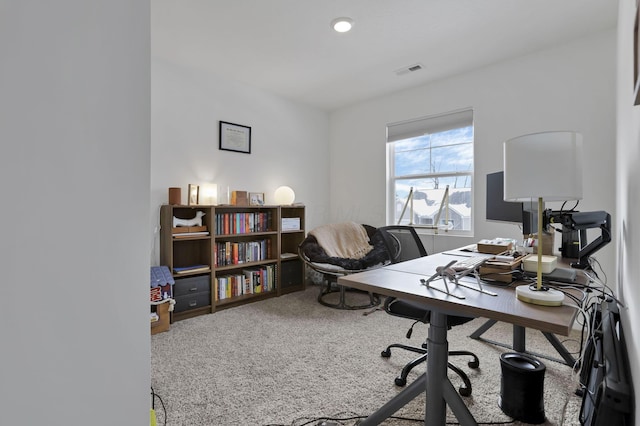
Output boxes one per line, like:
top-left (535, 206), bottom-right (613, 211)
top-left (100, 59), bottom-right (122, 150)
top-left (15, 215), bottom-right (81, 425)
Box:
top-left (387, 109), bottom-right (474, 234)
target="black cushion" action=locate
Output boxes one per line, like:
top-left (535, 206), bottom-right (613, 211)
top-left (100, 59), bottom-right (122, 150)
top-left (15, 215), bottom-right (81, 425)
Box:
top-left (384, 297), bottom-right (474, 328)
top-left (299, 225), bottom-right (390, 270)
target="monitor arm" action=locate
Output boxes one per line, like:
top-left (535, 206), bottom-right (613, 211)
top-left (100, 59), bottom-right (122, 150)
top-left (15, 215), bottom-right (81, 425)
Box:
top-left (544, 210), bottom-right (611, 269)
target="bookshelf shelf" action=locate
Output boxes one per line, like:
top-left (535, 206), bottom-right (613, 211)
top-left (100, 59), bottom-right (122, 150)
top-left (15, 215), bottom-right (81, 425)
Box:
top-left (160, 204), bottom-right (305, 321)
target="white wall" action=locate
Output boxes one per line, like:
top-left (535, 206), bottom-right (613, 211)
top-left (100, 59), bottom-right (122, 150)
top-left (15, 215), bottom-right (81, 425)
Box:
top-left (150, 59), bottom-right (330, 263)
top-left (616, 0), bottom-right (640, 422)
top-left (329, 30), bottom-right (617, 282)
top-left (0, 2), bottom-right (150, 425)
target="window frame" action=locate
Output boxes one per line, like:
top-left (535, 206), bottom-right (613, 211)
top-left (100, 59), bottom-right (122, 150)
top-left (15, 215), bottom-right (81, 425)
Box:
top-left (386, 109), bottom-right (474, 236)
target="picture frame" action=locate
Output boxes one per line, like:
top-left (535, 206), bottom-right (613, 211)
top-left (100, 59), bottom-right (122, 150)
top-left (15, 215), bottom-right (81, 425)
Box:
top-left (219, 121), bottom-right (251, 154)
top-left (249, 192), bottom-right (265, 206)
top-left (635, 4), bottom-right (640, 105)
top-left (188, 184), bottom-right (199, 206)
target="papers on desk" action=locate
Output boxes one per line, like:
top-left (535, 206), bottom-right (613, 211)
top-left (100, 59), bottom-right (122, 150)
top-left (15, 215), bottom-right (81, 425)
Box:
top-left (455, 243), bottom-right (479, 253)
top-left (442, 244), bottom-right (503, 259)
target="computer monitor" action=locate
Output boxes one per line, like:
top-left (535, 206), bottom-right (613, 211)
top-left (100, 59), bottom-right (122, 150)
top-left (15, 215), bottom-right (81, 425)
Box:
top-left (486, 171), bottom-right (523, 224)
top-left (521, 199), bottom-right (539, 236)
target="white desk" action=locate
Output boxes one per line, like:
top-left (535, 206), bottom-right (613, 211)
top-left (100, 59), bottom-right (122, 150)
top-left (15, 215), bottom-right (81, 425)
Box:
top-left (338, 252), bottom-right (579, 425)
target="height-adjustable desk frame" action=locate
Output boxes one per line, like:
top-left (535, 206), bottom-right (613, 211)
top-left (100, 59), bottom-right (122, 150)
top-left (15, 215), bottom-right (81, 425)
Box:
top-left (470, 257), bottom-right (590, 368)
top-left (469, 319), bottom-right (577, 367)
top-left (339, 252), bottom-right (579, 426)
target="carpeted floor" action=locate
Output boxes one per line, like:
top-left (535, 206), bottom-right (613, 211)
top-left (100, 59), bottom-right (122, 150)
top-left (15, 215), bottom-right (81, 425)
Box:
top-left (151, 285), bottom-right (585, 425)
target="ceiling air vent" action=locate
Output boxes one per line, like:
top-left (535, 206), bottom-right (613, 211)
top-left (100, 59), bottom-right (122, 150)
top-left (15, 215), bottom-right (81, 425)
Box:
top-left (395, 63), bottom-right (424, 76)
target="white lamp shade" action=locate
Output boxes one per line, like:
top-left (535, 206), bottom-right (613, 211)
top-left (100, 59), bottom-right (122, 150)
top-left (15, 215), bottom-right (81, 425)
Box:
top-left (274, 186), bottom-right (295, 205)
top-left (503, 131), bottom-right (583, 202)
top-left (199, 183), bottom-right (217, 205)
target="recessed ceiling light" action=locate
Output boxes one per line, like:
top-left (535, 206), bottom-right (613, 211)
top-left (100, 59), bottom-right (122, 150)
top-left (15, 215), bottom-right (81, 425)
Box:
top-left (331, 17), bottom-right (353, 33)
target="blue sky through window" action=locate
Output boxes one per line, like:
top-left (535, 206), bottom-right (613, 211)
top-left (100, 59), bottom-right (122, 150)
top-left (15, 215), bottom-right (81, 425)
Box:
top-left (391, 125), bottom-right (474, 230)
top-left (393, 126), bottom-right (473, 177)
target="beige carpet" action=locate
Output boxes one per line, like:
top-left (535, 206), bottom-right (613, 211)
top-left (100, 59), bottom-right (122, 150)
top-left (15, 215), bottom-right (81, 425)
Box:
top-left (151, 285), bottom-right (585, 425)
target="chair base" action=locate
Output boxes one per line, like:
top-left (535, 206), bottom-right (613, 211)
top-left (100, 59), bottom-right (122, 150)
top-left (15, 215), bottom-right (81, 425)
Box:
top-left (381, 343), bottom-right (479, 396)
top-left (318, 276), bottom-right (380, 310)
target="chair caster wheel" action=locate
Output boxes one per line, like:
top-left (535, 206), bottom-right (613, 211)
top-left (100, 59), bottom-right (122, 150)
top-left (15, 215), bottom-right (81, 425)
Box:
top-left (459, 387), bottom-right (471, 397)
top-left (468, 360), bottom-right (479, 369)
top-left (381, 349), bottom-right (391, 358)
top-left (394, 377), bottom-right (407, 387)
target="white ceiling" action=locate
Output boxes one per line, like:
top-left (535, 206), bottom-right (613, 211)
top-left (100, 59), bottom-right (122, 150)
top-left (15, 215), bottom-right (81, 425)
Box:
top-left (152, 0), bottom-right (617, 111)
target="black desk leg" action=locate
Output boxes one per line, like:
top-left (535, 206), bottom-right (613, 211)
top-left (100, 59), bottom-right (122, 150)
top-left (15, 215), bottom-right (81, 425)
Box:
top-left (427, 311), bottom-right (477, 426)
top-left (360, 312), bottom-right (477, 425)
top-left (358, 373), bottom-right (427, 425)
top-left (469, 319), bottom-right (497, 340)
top-left (513, 325), bottom-right (526, 352)
top-left (542, 332), bottom-right (579, 368)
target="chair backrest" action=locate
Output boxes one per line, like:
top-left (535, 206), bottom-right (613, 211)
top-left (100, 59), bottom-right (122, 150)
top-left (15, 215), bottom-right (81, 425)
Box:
top-left (377, 226), bottom-right (427, 264)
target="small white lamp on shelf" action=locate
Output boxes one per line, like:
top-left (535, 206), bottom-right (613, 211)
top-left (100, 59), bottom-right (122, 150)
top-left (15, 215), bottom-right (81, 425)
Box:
top-left (274, 186), bottom-right (295, 205)
top-left (503, 131), bottom-right (583, 306)
top-left (199, 183), bottom-right (218, 205)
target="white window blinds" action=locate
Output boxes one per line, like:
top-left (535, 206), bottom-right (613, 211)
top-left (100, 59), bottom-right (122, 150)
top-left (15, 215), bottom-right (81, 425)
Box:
top-left (387, 109), bottom-right (473, 143)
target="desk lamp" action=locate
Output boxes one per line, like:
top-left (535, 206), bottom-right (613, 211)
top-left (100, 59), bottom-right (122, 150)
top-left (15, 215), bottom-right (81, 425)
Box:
top-left (274, 186), bottom-right (295, 205)
top-left (503, 131), bottom-right (583, 306)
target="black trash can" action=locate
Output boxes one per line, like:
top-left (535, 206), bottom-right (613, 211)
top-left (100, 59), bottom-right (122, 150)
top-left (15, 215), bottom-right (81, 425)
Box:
top-left (498, 352), bottom-right (546, 424)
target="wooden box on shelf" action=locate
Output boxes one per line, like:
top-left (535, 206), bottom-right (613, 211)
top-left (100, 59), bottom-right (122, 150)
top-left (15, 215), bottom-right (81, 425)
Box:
top-left (172, 226), bottom-right (207, 234)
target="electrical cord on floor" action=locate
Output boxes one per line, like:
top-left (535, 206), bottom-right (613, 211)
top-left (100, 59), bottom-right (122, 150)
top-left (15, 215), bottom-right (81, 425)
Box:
top-left (150, 386), bottom-right (167, 426)
top-left (263, 412), bottom-right (518, 425)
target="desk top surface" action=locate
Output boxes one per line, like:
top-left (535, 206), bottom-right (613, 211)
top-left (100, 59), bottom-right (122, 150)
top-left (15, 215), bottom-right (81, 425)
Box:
top-left (338, 252), bottom-right (579, 336)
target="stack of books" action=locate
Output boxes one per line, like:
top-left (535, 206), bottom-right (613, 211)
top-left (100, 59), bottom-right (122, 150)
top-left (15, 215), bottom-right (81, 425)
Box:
top-left (479, 255), bottom-right (525, 283)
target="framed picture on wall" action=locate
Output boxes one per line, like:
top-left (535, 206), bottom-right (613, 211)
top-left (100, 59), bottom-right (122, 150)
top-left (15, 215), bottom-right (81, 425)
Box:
top-left (219, 121), bottom-right (251, 154)
top-left (634, 3), bottom-right (640, 105)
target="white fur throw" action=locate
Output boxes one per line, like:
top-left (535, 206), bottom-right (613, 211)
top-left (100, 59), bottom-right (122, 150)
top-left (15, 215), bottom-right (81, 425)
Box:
top-left (308, 222), bottom-right (373, 259)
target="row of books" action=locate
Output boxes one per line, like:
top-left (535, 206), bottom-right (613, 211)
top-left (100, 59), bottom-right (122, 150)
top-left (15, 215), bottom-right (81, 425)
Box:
top-left (215, 212), bottom-right (272, 235)
top-left (215, 265), bottom-right (276, 300)
top-left (214, 239), bottom-right (272, 267)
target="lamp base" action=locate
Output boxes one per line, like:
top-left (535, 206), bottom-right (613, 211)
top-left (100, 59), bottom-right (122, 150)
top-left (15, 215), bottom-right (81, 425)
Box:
top-left (515, 285), bottom-right (564, 307)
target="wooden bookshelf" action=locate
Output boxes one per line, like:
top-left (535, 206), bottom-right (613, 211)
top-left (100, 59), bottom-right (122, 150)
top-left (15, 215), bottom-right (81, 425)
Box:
top-left (160, 204), bottom-right (305, 321)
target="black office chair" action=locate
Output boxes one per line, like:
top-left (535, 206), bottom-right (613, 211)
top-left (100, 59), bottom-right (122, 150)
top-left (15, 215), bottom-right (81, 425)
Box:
top-left (377, 225), bottom-right (479, 396)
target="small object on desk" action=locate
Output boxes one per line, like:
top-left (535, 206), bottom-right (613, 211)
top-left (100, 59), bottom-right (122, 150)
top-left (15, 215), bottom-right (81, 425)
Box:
top-left (522, 254), bottom-right (557, 274)
top-left (421, 261), bottom-right (465, 299)
top-left (422, 259), bottom-right (498, 298)
top-left (451, 255), bottom-right (489, 272)
top-left (493, 254), bottom-right (516, 262)
top-left (477, 238), bottom-right (514, 254)
top-left (524, 267), bottom-right (577, 283)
